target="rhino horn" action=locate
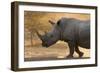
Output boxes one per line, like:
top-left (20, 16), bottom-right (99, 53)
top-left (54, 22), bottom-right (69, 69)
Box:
top-left (36, 30), bottom-right (43, 41)
top-left (49, 20), bottom-right (55, 25)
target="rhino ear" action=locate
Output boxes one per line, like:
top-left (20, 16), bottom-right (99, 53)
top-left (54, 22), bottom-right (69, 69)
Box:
top-left (49, 20), bottom-right (55, 25)
top-left (57, 20), bottom-right (60, 26)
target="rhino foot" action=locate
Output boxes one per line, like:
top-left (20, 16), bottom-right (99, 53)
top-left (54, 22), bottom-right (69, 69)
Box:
top-left (79, 52), bottom-right (84, 58)
top-left (66, 55), bottom-right (73, 58)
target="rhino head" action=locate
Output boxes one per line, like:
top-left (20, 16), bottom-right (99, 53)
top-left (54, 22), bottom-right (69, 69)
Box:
top-left (36, 20), bottom-right (61, 47)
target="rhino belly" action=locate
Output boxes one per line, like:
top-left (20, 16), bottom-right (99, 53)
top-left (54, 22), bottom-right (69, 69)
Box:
top-left (78, 40), bottom-right (90, 49)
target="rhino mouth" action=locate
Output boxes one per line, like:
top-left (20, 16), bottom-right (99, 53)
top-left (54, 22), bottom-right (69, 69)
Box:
top-left (42, 42), bottom-right (50, 47)
top-left (42, 40), bottom-right (57, 47)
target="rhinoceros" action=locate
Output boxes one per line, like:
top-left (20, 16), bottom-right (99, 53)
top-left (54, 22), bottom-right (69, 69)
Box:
top-left (36, 17), bottom-right (90, 58)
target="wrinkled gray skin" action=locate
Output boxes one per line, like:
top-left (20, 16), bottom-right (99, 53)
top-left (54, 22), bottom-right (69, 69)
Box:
top-left (36, 17), bottom-right (90, 58)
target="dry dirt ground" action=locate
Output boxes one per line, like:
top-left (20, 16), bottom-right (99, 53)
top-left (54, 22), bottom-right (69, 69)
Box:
top-left (24, 40), bottom-right (90, 61)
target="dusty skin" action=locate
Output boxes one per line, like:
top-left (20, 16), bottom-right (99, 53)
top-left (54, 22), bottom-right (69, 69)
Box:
top-left (24, 11), bottom-right (90, 61)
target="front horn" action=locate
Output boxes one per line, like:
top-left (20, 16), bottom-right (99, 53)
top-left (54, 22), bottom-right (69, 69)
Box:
top-left (35, 30), bottom-right (43, 41)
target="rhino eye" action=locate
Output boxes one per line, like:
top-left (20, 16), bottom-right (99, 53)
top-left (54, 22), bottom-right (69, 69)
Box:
top-left (50, 35), bottom-right (53, 38)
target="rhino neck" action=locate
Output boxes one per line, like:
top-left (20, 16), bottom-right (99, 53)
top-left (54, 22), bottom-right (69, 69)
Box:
top-left (59, 28), bottom-right (64, 41)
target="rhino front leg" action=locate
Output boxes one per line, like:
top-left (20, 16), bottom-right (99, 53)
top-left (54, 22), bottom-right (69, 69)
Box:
top-left (67, 41), bottom-right (75, 58)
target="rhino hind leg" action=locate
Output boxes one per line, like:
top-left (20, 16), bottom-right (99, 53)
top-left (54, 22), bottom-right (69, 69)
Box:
top-left (75, 45), bottom-right (84, 57)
